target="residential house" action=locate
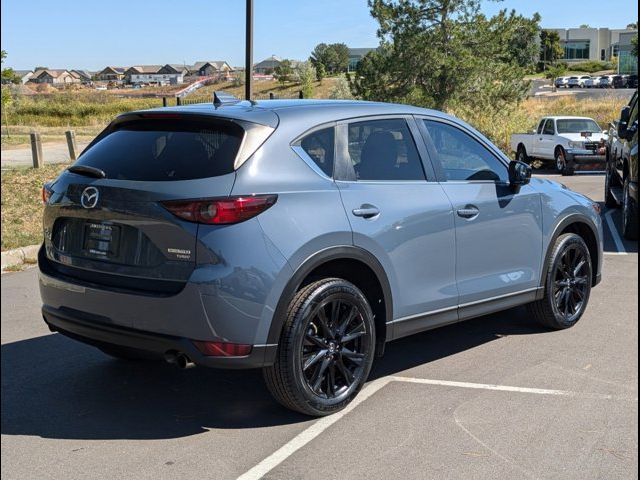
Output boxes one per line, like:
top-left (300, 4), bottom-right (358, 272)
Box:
top-left (95, 66), bottom-right (126, 82)
top-left (124, 65), bottom-right (163, 84)
top-left (253, 55), bottom-right (282, 75)
top-left (70, 69), bottom-right (93, 84)
top-left (29, 69), bottom-right (80, 84)
top-left (191, 60), bottom-right (233, 77)
top-left (157, 64), bottom-right (190, 84)
top-left (14, 70), bottom-right (34, 84)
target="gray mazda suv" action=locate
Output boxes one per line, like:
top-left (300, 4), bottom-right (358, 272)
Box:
top-left (39, 97), bottom-right (603, 416)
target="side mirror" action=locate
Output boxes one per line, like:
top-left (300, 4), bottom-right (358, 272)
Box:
top-left (509, 160), bottom-right (531, 188)
top-left (618, 106), bottom-right (631, 137)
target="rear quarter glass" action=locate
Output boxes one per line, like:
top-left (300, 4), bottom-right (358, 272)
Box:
top-left (74, 119), bottom-right (244, 181)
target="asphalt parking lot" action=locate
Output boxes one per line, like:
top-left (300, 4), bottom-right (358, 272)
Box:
top-left (1, 173), bottom-right (637, 480)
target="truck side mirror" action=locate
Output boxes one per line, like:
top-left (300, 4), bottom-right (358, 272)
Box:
top-left (618, 106), bottom-right (631, 138)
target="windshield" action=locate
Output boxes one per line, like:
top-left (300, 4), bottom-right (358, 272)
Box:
top-left (556, 119), bottom-right (601, 134)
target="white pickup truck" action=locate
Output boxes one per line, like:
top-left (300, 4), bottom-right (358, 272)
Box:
top-left (510, 116), bottom-right (607, 175)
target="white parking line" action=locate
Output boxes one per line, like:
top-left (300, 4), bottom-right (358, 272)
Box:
top-left (604, 209), bottom-right (627, 255)
top-left (236, 377), bottom-right (393, 480)
top-left (236, 376), bottom-right (635, 479)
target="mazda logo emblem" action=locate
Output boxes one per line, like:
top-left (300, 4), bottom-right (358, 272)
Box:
top-left (80, 186), bottom-right (99, 209)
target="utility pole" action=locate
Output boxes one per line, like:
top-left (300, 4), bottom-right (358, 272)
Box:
top-left (245, 0), bottom-right (253, 100)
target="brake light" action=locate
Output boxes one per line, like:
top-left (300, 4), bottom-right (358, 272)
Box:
top-left (162, 195), bottom-right (277, 224)
top-left (193, 341), bottom-right (252, 357)
top-left (42, 183), bottom-right (52, 204)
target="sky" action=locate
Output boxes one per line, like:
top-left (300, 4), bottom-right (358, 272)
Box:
top-left (1, 0), bottom-right (638, 70)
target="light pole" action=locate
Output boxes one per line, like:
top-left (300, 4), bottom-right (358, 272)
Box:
top-left (245, 0), bottom-right (253, 100)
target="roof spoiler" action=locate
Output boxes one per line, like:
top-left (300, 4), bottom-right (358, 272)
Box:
top-left (213, 91), bottom-right (241, 107)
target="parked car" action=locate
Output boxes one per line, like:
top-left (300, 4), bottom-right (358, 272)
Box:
top-left (568, 75), bottom-right (592, 88)
top-left (627, 74), bottom-right (638, 89)
top-left (554, 76), bottom-right (570, 88)
top-left (511, 116), bottom-right (608, 175)
top-left (612, 75), bottom-right (628, 88)
top-left (605, 91), bottom-right (638, 239)
top-left (39, 97), bottom-right (604, 416)
top-left (596, 75), bottom-right (612, 88)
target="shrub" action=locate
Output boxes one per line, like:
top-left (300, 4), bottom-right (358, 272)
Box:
top-left (567, 61), bottom-right (614, 73)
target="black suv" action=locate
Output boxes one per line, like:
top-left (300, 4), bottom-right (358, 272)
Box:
top-left (605, 91), bottom-right (638, 240)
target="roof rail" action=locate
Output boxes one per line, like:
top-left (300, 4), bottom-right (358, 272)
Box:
top-left (213, 91), bottom-right (241, 107)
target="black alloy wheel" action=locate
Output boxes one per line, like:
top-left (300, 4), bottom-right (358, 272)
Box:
top-left (551, 244), bottom-right (590, 323)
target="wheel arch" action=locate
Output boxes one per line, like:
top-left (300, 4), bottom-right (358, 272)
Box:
top-left (540, 214), bottom-right (600, 289)
top-left (267, 246), bottom-right (393, 356)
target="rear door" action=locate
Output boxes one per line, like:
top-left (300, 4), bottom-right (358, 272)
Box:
top-left (418, 117), bottom-right (543, 308)
top-left (43, 115), bottom-right (247, 296)
top-left (334, 116), bottom-right (458, 337)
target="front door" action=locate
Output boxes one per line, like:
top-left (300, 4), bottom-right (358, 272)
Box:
top-left (419, 118), bottom-right (543, 307)
top-left (335, 116), bottom-right (458, 336)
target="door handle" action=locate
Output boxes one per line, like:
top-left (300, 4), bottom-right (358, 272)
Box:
top-left (352, 204), bottom-right (380, 219)
top-left (457, 206), bottom-right (480, 219)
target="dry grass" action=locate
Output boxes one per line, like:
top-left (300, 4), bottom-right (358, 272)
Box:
top-left (1, 164), bottom-right (68, 251)
top-left (453, 95), bottom-right (627, 154)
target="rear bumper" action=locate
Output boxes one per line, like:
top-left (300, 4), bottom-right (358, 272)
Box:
top-left (43, 305), bottom-right (277, 369)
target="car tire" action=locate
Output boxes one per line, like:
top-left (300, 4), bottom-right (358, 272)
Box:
top-left (98, 344), bottom-right (155, 361)
top-left (516, 145), bottom-right (529, 164)
top-left (622, 178), bottom-right (639, 240)
top-left (528, 233), bottom-right (592, 330)
top-left (604, 164), bottom-right (619, 208)
top-left (263, 278), bottom-right (376, 416)
top-left (555, 148), bottom-right (574, 176)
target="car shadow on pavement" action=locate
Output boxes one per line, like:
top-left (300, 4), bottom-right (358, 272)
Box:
top-left (1, 306), bottom-right (548, 441)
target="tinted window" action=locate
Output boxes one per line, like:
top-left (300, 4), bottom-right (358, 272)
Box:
top-left (556, 119), bottom-right (601, 134)
top-left (423, 120), bottom-right (507, 182)
top-left (543, 120), bottom-right (555, 135)
top-left (76, 119), bottom-right (244, 181)
top-left (537, 119), bottom-right (546, 134)
top-left (300, 127), bottom-right (335, 177)
top-left (347, 119), bottom-right (425, 181)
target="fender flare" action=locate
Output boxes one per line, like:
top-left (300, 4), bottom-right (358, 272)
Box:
top-left (539, 213), bottom-right (601, 290)
top-left (266, 245), bottom-right (394, 345)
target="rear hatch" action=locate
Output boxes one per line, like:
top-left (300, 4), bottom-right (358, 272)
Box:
top-left (42, 112), bottom-right (274, 295)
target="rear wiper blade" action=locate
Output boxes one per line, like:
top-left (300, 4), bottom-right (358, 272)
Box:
top-left (67, 165), bottom-right (106, 179)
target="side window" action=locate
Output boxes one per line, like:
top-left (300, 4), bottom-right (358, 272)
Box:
top-left (537, 119), bottom-right (547, 134)
top-left (543, 120), bottom-right (555, 135)
top-left (423, 120), bottom-right (508, 182)
top-left (299, 127), bottom-right (335, 177)
top-left (346, 119), bottom-right (426, 181)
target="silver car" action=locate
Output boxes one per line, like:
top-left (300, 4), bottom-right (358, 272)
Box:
top-left (39, 97), bottom-right (604, 416)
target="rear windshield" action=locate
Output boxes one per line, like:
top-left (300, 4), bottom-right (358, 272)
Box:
top-left (75, 119), bottom-right (244, 181)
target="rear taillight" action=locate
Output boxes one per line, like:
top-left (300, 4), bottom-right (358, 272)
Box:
top-left (42, 183), bottom-right (52, 204)
top-left (162, 195), bottom-right (277, 225)
top-left (193, 341), bottom-right (252, 357)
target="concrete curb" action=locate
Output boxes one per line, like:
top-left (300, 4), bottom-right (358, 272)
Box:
top-left (1, 244), bottom-right (40, 271)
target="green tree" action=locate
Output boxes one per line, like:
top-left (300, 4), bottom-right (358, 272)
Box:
top-left (329, 76), bottom-right (354, 99)
top-left (579, 24), bottom-right (590, 29)
top-left (544, 63), bottom-right (567, 89)
top-left (1, 50), bottom-right (19, 84)
top-left (296, 62), bottom-right (316, 98)
top-left (274, 59), bottom-right (294, 85)
top-left (316, 62), bottom-right (326, 83)
top-left (309, 43), bottom-right (350, 74)
top-left (350, 0), bottom-right (537, 112)
top-left (539, 29), bottom-right (564, 71)
top-left (627, 22), bottom-right (638, 30)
